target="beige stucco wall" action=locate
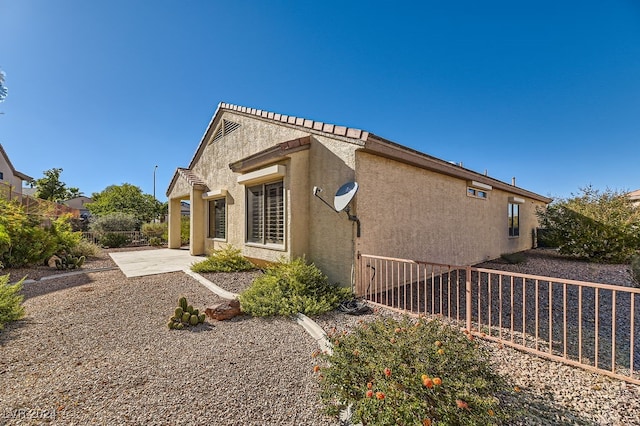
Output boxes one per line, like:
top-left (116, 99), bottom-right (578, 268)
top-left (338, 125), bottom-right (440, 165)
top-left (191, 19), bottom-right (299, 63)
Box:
top-left (355, 151), bottom-right (544, 266)
top-left (0, 154), bottom-right (23, 196)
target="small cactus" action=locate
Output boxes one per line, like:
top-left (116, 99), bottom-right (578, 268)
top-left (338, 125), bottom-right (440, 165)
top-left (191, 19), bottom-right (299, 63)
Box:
top-left (192, 308), bottom-right (199, 317)
top-left (179, 297), bottom-right (188, 311)
top-left (175, 322), bottom-right (184, 330)
top-left (167, 321), bottom-right (175, 329)
top-left (174, 307), bottom-right (183, 318)
top-left (189, 314), bottom-right (199, 326)
top-left (198, 313), bottom-right (205, 324)
top-left (181, 312), bottom-right (191, 323)
top-left (187, 305), bottom-right (194, 314)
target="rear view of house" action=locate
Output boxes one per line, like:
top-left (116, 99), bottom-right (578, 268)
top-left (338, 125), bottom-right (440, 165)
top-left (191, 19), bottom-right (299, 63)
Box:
top-left (167, 103), bottom-right (551, 286)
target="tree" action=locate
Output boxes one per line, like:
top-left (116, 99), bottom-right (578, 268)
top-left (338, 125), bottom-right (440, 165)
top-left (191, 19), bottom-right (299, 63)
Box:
top-left (537, 186), bottom-right (640, 263)
top-left (87, 183), bottom-right (159, 224)
top-left (0, 69), bottom-right (8, 103)
top-left (33, 168), bottom-right (81, 202)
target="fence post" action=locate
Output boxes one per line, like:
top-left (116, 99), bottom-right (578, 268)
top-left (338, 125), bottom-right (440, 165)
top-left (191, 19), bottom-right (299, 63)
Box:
top-left (466, 265), bottom-right (472, 331)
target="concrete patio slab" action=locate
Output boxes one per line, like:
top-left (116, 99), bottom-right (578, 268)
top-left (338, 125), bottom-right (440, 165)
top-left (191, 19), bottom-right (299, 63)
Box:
top-left (109, 249), bottom-right (206, 277)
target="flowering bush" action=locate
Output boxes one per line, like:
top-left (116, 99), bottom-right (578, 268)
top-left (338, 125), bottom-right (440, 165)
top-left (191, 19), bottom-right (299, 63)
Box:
top-left (317, 317), bottom-right (515, 425)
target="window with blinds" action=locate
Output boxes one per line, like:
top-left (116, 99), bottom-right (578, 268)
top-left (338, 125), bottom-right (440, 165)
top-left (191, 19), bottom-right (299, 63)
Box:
top-left (208, 198), bottom-right (226, 239)
top-left (246, 181), bottom-right (284, 245)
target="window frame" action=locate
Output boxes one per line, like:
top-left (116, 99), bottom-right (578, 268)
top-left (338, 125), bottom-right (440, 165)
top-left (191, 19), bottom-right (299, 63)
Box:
top-left (508, 202), bottom-right (520, 237)
top-left (207, 197), bottom-right (227, 241)
top-left (467, 187), bottom-right (488, 199)
top-left (245, 179), bottom-right (285, 249)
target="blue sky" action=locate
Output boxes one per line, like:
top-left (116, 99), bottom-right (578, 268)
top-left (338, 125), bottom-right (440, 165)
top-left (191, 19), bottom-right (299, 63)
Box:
top-left (1, 0), bottom-right (639, 202)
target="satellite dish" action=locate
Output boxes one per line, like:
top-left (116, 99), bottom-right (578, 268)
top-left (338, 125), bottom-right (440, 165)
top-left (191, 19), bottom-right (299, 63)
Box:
top-left (334, 181), bottom-right (358, 212)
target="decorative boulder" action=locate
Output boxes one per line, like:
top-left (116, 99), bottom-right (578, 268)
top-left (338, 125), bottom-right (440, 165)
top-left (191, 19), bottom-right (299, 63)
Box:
top-left (205, 299), bottom-right (242, 321)
top-left (47, 255), bottom-right (61, 268)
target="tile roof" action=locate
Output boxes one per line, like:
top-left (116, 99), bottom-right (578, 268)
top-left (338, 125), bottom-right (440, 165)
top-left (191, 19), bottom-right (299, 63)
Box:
top-left (176, 168), bottom-right (208, 190)
top-left (218, 102), bottom-right (369, 141)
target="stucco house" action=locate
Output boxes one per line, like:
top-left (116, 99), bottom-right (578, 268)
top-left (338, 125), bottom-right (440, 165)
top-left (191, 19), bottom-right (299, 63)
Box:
top-left (167, 102), bottom-right (552, 286)
top-left (628, 189), bottom-right (640, 207)
top-left (63, 196), bottom-right (93, 220)
top-left (0, 143), bottom-right (33, 198)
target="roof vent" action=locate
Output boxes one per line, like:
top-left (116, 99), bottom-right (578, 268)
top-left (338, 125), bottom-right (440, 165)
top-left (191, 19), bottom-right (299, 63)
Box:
top-left (211, 119), bottom-right (241, 144)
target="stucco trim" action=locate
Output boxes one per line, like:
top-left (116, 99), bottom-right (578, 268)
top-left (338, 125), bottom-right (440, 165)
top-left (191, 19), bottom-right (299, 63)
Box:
top-left (229, 136), bottom-right (311, 173)
top-left (237, 164), bottom-right (286, 185)
top-left (362, 136), bottom-right (552, 204)
top-left (202, 189), bottom-right (228, 199)
top-left (468, 181), bottom-right (493, 191)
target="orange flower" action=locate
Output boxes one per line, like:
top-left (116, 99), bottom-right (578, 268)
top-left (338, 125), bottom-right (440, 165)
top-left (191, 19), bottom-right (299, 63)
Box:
top-left (390, 337), bottom-right (397, 344)
top-left (435, 340), bottom-right (443, 347)
top-left (366, 390), bottom-right (373, 398)
top-left (420, 374), bottom-right (429, 381)
top-left (456, 399), bottom-right (470, 410)
top-left (437, 348), bottom-right (445, 355)
top-left (394, 327), bottom-right (402, 333)
top-left (514, 386), bottom-right (521, 392)
top-left (423, 378), bottom-right (434, 388)
top-left (384, 367), bottom-right (392, 377)
top-left (433, 377), bottom-right (442, 386)
top-left (367, 382), bottom-right (373, 389)
top-left (313, 365), bottom-right (320, 373)
top-left (375, 391), bottom-right (385, 400)
top-left (488, 409), bottom-right (495, 416)
top-left (422, 419), bottom-right (432, 426)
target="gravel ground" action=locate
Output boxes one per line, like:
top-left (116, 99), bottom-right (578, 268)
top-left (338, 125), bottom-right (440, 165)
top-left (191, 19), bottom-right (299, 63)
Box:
top-left (1, 252), bottom-right (337, 426)
top-left (2, 248), bottom-right (639, 425)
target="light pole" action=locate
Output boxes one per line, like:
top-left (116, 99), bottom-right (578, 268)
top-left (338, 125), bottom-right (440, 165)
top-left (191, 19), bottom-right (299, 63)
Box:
top-left (153, 165), bottom-right (158, 221)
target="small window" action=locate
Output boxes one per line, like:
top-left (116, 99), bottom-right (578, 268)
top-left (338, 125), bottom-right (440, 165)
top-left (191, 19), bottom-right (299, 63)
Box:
top-left (467, 187), bottom-right (487, 199)
top-left (208, 198), bottom-right (226, 239)
top-left (0, 172), bottom-right (3, 180)
top-left (246, 181), bottom-right (284, 246)
top-left (508, 203), bottom-right (519, 237)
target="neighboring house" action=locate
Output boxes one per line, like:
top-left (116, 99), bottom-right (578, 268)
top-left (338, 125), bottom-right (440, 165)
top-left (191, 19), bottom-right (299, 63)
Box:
top-left (63, 196), bottom-right (93, 220)
top-left (180, 201), bottom-right (191, 216)
top-left (0, 143), bottom-right (33, 198)
top-left (166, 102), bottom-right (552, 286)
top-left (628, 189), bottom-right (640, 207)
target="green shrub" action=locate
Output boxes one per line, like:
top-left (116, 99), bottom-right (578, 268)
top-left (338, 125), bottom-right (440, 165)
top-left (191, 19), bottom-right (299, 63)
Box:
top-left (148, 237), bottom-right (164, 246)
top-left (239, 257), bottom-right (352, 317)
top-left (536, 186), bottom-right (640, 263)
top-left (49, 214), bottom-right (82, 254)
top-left (99, 233), bottom-right (131, 248)
top-left (631, 254), bottom-right (640, 288)
top-left (317, 317), bottom-right (514, 425)
top-left (500, 252), bottom-right (526, 264)
top-left (90, 212), bottom-right (139, 233)
top-left (141, 222), bottom-right (167, 239)
top-left (180, 216), bottom-right (190, 245)
top-left (0, 274), bottom-right (25, 331)
top-left (191, 245), bottom-right (255, 273)
top-left (70, 238), bottom-right (102, 258)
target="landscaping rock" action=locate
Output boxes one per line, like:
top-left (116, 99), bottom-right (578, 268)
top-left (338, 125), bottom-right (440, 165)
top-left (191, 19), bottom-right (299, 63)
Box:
top-left (205, 298), bottom-right (242, 321)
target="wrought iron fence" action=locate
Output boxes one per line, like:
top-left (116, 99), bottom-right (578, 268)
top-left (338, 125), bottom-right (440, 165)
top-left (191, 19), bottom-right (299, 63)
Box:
top-left (357, 253), bottom-right (640, 385)
top-left (81, 231), bottom-right (165, 247)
